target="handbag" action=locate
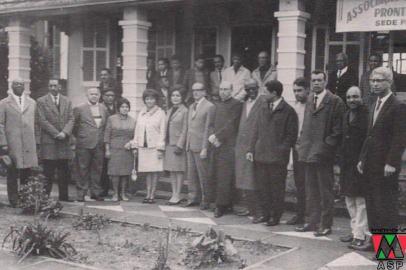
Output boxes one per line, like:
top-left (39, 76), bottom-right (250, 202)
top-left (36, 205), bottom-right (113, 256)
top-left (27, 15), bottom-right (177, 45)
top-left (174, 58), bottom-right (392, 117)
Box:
top-left (131, 154), bottom-right (138, 182)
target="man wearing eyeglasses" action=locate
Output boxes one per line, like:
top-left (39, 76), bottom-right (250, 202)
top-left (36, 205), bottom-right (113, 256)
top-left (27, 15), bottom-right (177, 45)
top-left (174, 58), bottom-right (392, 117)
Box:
top-left (354, 67), bottom-right (406, 251)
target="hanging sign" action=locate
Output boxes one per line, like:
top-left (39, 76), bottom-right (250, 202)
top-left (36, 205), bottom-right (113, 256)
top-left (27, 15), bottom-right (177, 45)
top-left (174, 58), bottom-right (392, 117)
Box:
top-left (336, 0), bottom-right (406, 32)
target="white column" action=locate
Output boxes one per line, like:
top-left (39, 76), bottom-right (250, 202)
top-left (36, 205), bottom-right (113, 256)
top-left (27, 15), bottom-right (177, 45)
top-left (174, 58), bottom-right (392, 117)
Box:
top-left (6, 19), bottom-right (31, 93)
top-left (119, 7), bottom-right (151, 116)
top-left (275, 10), bottom-right (310, 103)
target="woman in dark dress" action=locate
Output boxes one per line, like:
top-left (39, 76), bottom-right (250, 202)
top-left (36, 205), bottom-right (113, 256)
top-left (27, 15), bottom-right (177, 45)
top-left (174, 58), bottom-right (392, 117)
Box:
top-left (104, 98), bottom-right (136, 201)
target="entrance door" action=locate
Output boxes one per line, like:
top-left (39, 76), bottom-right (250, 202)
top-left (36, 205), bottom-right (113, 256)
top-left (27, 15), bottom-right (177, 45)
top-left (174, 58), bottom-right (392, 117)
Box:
top-left (231, 25), bottom-right (274, 71)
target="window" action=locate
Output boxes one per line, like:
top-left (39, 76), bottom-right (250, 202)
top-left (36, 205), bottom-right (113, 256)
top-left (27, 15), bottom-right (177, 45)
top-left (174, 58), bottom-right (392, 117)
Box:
top-left (82, 19), bottom-right (109, 82)
top-left (194, 27), bottom-right (217, 70)
top-left (156, 27), bottom-right (175, 59)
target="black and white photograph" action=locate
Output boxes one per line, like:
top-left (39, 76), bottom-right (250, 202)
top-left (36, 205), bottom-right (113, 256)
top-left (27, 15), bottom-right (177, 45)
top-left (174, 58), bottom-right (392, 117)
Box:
top-left (0, 0), bottom-right (405, 269)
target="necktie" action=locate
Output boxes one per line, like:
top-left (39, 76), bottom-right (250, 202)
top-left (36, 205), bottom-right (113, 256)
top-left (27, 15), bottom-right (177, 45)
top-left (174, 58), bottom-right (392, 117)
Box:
top-left (18, 96), bottom-right (22, 105)
top-left (337, 69), bottom-right (341, 78)
top-left (375, 98), bottom-right (382, 112)
top-left (54, 96), bottom-right (58, 106)
top-left (269, 102), bottom-right (274, 112)
top-left (314, 95), bottom-right (318, 110)
top-left (218, 70), bottom-right (222, 82)
top-left (193, 102), bottom-right (198, 111)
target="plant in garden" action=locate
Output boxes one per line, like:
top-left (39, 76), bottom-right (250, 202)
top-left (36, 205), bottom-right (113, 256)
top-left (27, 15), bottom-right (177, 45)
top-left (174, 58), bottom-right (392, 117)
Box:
top-left (181, 227), bottom-right (245, 269)
top-left (18, 175), bottom-right (63, 218)
top-left (72, 211), bottom-right (112, 231)
top-left (2, 223), bottom-right (76, 263)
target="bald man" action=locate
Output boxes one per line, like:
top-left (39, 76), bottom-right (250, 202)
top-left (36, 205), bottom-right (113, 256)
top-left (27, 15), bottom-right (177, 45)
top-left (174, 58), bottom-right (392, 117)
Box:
top-left (235, 79), bottom-right (264, 221)
top-left (72, 88), bottom-right (108, 201)
top-left (185, 82), bottom-right (215, 209)
top-left (339, 86), bottom-right (369, 249)
top-left (0, 79), bottom-right (38, 207)
top-left (208, 81), bottom-right (243, 217)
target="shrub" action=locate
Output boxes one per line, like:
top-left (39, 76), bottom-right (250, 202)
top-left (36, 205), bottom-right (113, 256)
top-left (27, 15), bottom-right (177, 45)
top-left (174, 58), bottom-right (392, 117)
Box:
top-left (18, 175), bottom-right (63, 218)
top-left (182, 227), bottom-right (244, 269)
top-left (72, 212), bottom-right (111, 231)
top-left (2, 223), bottom-right (76, 263)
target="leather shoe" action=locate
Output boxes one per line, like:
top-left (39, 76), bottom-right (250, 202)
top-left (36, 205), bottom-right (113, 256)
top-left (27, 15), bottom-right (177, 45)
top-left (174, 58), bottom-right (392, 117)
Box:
top-left (295, 223), bottom-right (317, 232)
top-left (351, 239), bottom-right (374, 252)
top-left (252, 216), bottom-right (269, 224)
top-left (90, 196), bottom-right (104, 201)
top-left (266, 217), bottom-right (280, 226)
top-left (348, 238), bottom-right (365, 249)
top-left (214, 207), bottom-right (224, 218)
top-left (286, 215), bottom-right (304, 225)
top-left (184, 201), bottom-right (198, 207)
top-left (314, 228), bottom-right (332, 237)
top-left (339, 234), bottom-right (353, 243)
top-left (235, 209), bottom-right (250, 217)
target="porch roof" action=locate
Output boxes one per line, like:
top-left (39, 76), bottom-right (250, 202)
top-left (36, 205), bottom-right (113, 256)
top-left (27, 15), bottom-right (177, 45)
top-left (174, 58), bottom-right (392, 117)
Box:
top-left (0, 0), bottom-right (181, 15)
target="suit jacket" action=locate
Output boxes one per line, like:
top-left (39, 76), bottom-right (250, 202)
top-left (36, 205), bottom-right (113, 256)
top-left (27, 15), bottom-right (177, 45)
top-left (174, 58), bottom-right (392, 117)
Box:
top-left (251, 66), bottom-right (277, 96)
top-left (146, 68), bottom-right (157, 89)
top-left (235, 96), bottom-right (265, 190)
top-left (326, 67), bottom-right (358, 102)
top-left (297, 90), bottom-right (345, 163)
top-left (186, 98), bottom-right (215, 152)
top-left (339, 105), bottom-right (368, 196)
top-left (72, 103), bottom-right (108, 149)
top-left (132, 105), bottom-right (166, 150)
top-left (99, 78), bottom-right (122, 97)
top-left (359, 94), bottom-right (406, 176)
top-left (249, 99), bottom-right (298, 165)
top-left (167, 68), bottom-right (186, 87)
top-left (0, 95), bottom-right (38, 168)
top-left (36, 93), bottom-right (74, 159)
top-left (165, 104), bottom-right (188, 149)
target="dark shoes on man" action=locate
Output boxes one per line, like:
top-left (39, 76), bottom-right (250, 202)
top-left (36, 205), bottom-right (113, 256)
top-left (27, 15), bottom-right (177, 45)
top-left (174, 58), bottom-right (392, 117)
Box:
top-left (286, 215), bottom-right (304, 225)
top-left (295, 223), bottom-right (317, 232)
top-left (252, 215), bottom-right (269, 224)
top-left (350, 238), bottom-right (374, 251)
top-left (348, 238), bottom-right (365, 249)
top-left (313, 227), bottom-right (332, 237)
top-left (266, 217), bottom-right (280, 226)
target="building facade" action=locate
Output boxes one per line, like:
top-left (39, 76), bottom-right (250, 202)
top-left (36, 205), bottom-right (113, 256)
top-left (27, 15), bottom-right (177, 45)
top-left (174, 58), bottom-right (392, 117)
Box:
top-left (0, 0), bottom-right (405, 107)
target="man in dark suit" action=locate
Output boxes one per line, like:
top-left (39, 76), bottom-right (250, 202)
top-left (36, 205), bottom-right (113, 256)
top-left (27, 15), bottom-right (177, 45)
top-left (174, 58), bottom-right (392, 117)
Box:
top-left (339, 86), bottom-right (369, 249)
top-left (296, 70), bottom-right (345, 236)
top-left (167, 55), bottom-right (186, 88)
top-left (209, 81), bottom-right (243, 217)
top-left (209, 55), bottom-right (226, 101)
top-left (146, 56), bottom-right (157, 89)
top-left (183, 55), bottom-right (211, 105)
top-left (73, 88), bottom-right (108, 202)
top-left (99, 68), bottom-right (122, 97)
top-left (247, 80), bottom-right (298, 226)
top-left (355, 67), bottom-right (406, 250)
top-left (152, 57), bottom-right (170, 90)
top-left (326, 53), bottom-right (358, 102)
top-left (185, 82), bottom-right (215, 209)
top-left (37, 79), bottom-right (74, 201)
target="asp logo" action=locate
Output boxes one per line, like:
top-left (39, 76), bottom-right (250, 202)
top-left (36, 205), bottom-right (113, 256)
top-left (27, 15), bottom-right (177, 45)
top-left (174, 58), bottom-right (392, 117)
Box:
top-left (372, 234), bottom-right (406, 270)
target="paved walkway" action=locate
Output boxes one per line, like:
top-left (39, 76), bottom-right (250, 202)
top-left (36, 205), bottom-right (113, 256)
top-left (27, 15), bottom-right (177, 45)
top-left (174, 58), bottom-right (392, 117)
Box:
top-left (0, 180), bottom-right (380, 270)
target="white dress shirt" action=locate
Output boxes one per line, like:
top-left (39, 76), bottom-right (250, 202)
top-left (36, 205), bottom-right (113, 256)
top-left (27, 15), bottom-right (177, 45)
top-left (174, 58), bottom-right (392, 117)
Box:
top-left (50, 93), bottom-right (60, 106)
top-left (293, 100), bottom-right (306, 135)
top-left (337, 66), bottom-right (348, 78)
top-left (270, 97), bottom-right (282, 111)
top-left (246, 96), bottom-right (259, 117)
top-left (88, 102), bottom-right (102, 128)
top-left (314, 89), bottom-right (327, 109)
top-left (223, 66), bottom-right (252, 101)
top-left (373, 92), bottom-right (392, 125)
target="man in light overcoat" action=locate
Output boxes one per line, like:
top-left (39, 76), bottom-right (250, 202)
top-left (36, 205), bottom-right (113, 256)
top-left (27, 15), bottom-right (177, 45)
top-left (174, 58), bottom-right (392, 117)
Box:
top-left (0, 79), bottom-right (39, 207)
top-left (36, 79), bottom-right (74, 201)
top-left (73, 88), bottom-right (108, 201)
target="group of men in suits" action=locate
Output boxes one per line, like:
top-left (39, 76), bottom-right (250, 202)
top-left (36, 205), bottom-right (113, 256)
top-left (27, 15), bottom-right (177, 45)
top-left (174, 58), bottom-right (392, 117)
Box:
top-left (0, 77), bottom-right (113, 205)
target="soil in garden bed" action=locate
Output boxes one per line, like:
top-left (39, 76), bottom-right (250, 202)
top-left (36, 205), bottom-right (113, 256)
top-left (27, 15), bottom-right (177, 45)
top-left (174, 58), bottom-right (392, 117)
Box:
top-left (0, 206), bottom-right (289, 270)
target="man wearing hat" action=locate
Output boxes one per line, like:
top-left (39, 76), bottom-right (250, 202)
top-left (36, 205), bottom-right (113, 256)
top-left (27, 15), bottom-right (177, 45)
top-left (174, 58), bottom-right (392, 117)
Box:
top-left (0, 78), bottom-right (39, 207)
top-left (36, 79), bottom-right (74, 201)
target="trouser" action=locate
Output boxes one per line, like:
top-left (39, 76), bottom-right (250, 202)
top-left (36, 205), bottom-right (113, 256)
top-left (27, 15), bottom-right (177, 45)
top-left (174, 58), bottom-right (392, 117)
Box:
top-left (75, 145), bottom-right (104, 198)
top-left (305, 162), bottom-right (334, 229)
top-left (345, 196), bottom-right (369, 240)
top-left (364, 171), bottom-right (399, 232)
top-left (239, 189), bottom-right (261, 217)
top-left (7, 166), bottom-right (31, 206)
top-left (187, 150), bottom-right (211, 204)
top-left (213, 146), bottom-right (235, 207)
top-left (256, 162), bottom-right (287, 221)
top-left (43, 159), bottom-right (69, 200)
top-left (100, 158), bottom-right (110, 195)
top-left (293, 150), bottom-right (306, 219)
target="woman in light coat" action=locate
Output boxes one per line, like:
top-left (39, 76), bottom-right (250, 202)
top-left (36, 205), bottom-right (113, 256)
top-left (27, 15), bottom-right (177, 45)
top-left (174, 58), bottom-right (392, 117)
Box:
top-left (163, 89), bottom-right (188, 205)
top-left (131, 89), bottom-right (166, 203)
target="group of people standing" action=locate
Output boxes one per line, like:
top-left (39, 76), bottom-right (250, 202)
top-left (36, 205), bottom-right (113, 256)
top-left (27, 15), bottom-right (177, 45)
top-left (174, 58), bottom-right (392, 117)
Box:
top-left (0, 50), bottom-right (405, 254)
